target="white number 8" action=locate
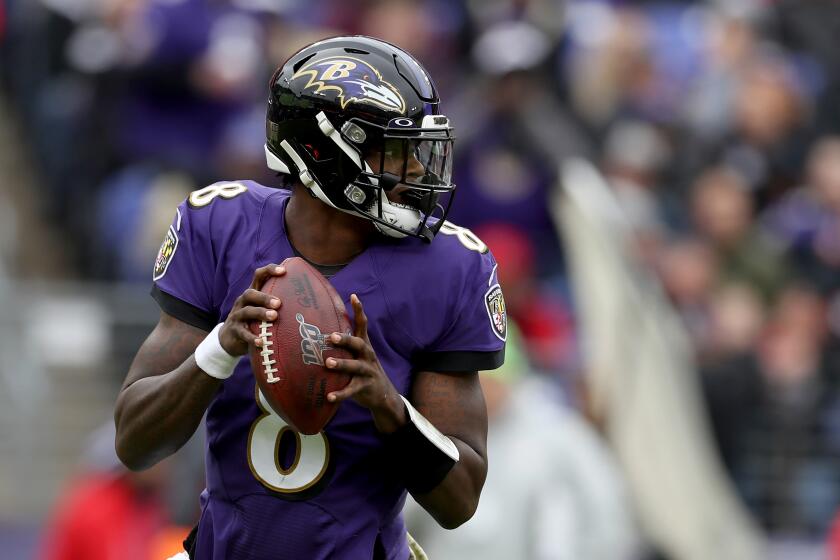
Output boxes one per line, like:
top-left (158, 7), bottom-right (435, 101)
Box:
top-left (189, 182), bottom-right (248, 207)
top-left (247, 389), bottom-right (330, 493)
top-left (439, 221), bottom-right (488, 253)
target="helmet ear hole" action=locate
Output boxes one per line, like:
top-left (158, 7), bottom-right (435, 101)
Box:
top-left (303, 144), bottom-right (321, 160)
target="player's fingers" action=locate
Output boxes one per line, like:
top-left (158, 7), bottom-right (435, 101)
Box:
top-left (232, 323), bottom-right (262, 347)
top-left (234, 305), bottom-right (278, 323)
top-left (240, 288), bottom-right (281, 310)
top-left (324, 356), bottom-right (368, 376)
top-left (250, 263), bottom-right (286, 289)
top-left (328, 333), bottom-right (368, 357)
top-left (326, 377), bottom-right (364, 403)
top-left (350, 294), bottom-right (369, 340)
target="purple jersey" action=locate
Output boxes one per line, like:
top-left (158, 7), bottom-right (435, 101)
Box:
top-left (151, 181), bottom-right (506, 559)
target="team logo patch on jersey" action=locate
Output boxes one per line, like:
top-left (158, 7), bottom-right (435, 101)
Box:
top-left (484, 284), bottom-right (507, 341)
top-left (292, 55), bottom-right (406, 114)
top-left (296, 313), bottom-right (334, 366)
top-left (152, 226), bottom-right (178, 281)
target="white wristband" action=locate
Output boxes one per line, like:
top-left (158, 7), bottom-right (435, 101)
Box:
top-left (400, 395), bottom-right (460, 461)
top-left (195, 323), bottom-right (239, 380)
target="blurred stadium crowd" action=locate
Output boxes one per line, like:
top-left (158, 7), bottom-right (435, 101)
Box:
top-left (4, 0), bottom-right (840, 558)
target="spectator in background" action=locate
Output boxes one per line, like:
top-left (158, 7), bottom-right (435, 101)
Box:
top-left (695, 281), bottom-right (767, 476)
top-left (683, 9), bottom-right (759, 141)
top-left (464, 0), bottom-right (565, 39)
top-left (405, 325), bottom-right (640, 560)
top-left (690, 165), bottom-right (789, 303)
top-left (113, 0), bottom-right (265, 176)
top-left (657, 237), bottom-right (720, 360)
top-left (706, 282), bottom-right (766, 365)
top-left (2, 0), bottom-right (269, 276)
top-left (448, 20), bottom-right (590, 281)
top-left (358, 0), bottom-right (463, 90)
top-left (39, 422), bottom-right (189, 560)
top-left (602, 119), bottom-right (670, 266)
top-left (93, 101), bottom-right (271, 281)
top-left (679, 51), bottom-right (812, 208)
top-left (564, 6), bottom-right (654, 130)
top-left (767, 0), bottom-right (840, 139)
top-left (763, 136), bottom-right (840, 295)
top-left (95, 167), bottom-right (194, 282)
top-left (702, 284), bottom-right (840, 538)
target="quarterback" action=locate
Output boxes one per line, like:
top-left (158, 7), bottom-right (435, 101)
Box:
top-left (115, 36), bottom-right (506, 559)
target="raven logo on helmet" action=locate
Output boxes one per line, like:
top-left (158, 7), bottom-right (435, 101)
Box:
top-left (292, 56), bottom-right (406, 114)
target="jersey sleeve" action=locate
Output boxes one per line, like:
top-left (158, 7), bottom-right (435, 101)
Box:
top-left (151, 199), bottom-right (220, 331)
top-left (150, 181), bottom-right (274, 329)
top-left (413, 248), bottom-right (506, 373)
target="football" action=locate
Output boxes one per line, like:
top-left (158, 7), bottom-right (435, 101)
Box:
top-left (249, 257), bottom-right (353, 435)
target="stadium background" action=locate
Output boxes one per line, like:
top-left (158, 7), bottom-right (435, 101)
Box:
top-left (2, 0), bottom-right (840, 558)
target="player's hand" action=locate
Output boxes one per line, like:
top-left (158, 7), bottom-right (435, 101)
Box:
top-left (218, 264), bottom-right (286, 356)
top-left (326, 294), bottom-right (407, 433)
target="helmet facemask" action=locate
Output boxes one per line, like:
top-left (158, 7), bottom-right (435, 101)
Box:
top-left (349, 116), bottom-right (455, 241)
top-left (268, 111), bottom-right (455, 243)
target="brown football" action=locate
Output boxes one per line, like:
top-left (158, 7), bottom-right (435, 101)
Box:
top-left (249, 257), bottom-right (352, 435)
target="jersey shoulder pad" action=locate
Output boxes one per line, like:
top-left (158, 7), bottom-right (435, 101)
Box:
top-left (152, 182), bottom-right (288, 319)
top-left (370, 220), bottom-right (505, 371)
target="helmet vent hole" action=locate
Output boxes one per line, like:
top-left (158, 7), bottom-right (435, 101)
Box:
top-left (344, 48), bottom-right (369, 55)
top-left (292, 53), bottom-right (316, 73)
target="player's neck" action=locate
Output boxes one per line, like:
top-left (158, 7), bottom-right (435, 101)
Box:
top-left (285, 188), bottom-right (375, 265)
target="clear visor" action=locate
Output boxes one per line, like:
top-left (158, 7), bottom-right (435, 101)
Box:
top-left (346, 130), bottom-right (457, 241)
top-left (381, 136), bottom-right (454, 190)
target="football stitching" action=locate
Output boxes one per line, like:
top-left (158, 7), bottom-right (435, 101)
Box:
top-left (260, 276), bottom-right (280, 383)
top-left (259, 321), bottom-right (280, 383)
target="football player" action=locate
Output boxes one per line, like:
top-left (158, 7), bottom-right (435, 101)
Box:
top-left (115, 36), bottom-right (506, 560)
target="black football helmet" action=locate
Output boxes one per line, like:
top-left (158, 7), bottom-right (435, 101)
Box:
top-left (265, 36), bottom-right (455, 242)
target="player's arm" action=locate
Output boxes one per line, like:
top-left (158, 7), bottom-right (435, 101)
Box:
top-left (114, 313), bottom-right (218, 471)
top-left (114, 265), bottom-right (285, 471)
top-left (326, 295), bottom-right (488, 528)
top-left (404, 369), bottom-right (487, 529)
